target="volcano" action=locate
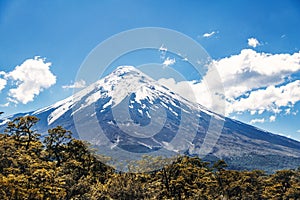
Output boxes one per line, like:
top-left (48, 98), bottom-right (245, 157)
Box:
top-left (1, 66), bottom-right (300, 173)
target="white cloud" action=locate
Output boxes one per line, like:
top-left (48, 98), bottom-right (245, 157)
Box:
top-left (227, 80), bottom-right (300, 114)
top-left (0, 102), bottom-right (9, 107)
top-left (162, 57), bottom-right (176, 67)
top-left (158, 49), bottom-right (300, 117)
top-left (0, 72), bottom-right (7, 92)
top-left (297, 130), bottom-right (300, 133)
top-left (7, 97), bottom-right (18, 104)
top-left (0, 78), bottom-right (6, 92)
top-left (158, 78), bottom-right (199, 101)
top-left (5, 56), bottom-right (56, 104)
top-left (206, 49), bottom-right (300, 115)
top-left (159, 44), bottom-right (167, 52)
top-left (250, 118), bottom-right (265, 125)
top-left (62, 80), bottom-right (86, 89)
top-left (250, 110), bottom-right (256, 115)
top-left (203, 31), bottom-right (216, 38)
top-left (211, 49), bottom-right (300, 90)
top-left (158, 78), bottom-right (216, 111)
top-left (285, 108), bottom-right (291, 115)
top-left (248, 37), bottom-right (260, 48)
top-left (159, 44), bottom-right (167, 60)
top-left (258, 110), bottom-right (264, 115)
top-left (269, 115), bottom-right (276, 122)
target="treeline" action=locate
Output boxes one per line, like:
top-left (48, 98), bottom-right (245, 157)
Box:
top-left (0, 115), bottom-right (300, 199)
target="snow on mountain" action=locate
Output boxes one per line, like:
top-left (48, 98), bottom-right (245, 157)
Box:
top-left (32, 65), bottom-right (211, 129)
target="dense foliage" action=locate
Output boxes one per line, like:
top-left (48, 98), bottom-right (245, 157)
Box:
top-left (0, 115), bottom-right (300, 199)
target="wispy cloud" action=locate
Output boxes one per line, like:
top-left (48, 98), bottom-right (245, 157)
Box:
top-left (297, 130), bottom-right (300, 133)
top-left (159, 44), bottom-right (167, 59)
top-left (182, 57), bottom-right (188, 61)
top-left (163, 57), bottom-right (176, 67)
top-left (159, 44), bottom-right (167, 52)
top-left (203, 31), bottom-right (216, 38)
top-left (5, 56), bottom-right (56, 104)
top-left (0, 102), bottom-right (9, 107)
top-left (62, 80), bottom-right (86, 89)
top-left (0, 72), bottom-right (7, 92)
top-left (250, 118), bottom-right (265, 125)
top-left (269, 115), bottom-right (276, 122)
top-left (248, 37), bottom-right (260, 48)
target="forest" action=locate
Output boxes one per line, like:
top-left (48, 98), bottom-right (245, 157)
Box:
top-left (0, 115), bottom-right (300, 199)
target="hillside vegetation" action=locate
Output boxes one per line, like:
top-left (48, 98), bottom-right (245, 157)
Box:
top-left (0, 115), bottom-right (300, 199)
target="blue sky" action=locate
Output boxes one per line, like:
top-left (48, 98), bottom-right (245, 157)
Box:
top-left (1, 0), bottom-right (300, 140)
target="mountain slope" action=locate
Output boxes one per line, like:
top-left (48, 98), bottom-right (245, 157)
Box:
top-left (1, 66), bottom-right (300, 173)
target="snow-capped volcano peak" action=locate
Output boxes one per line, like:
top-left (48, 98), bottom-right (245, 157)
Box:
top-left (111, 65), bottom-right (141, 76)
top-left (102, 66), bottom-right (181, 105)
top-left (34, 66), bottom-right (186, 125)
